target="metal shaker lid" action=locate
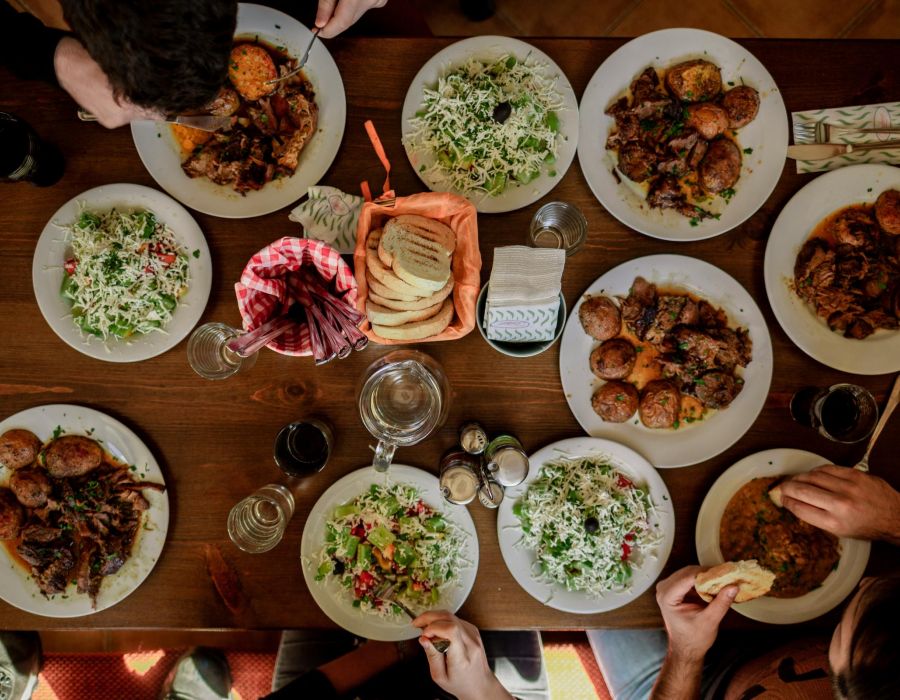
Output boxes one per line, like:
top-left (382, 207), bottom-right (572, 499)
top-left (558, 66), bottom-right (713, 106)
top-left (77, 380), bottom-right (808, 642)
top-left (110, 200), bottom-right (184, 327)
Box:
top-left (459, 421), bottom-right (488, 455)
top-left (439, 464), bottom-right (479, 505)
top-left (485, 446), bottom-right (530, 487)
top-left (477, 479), bottom-right (504, 508)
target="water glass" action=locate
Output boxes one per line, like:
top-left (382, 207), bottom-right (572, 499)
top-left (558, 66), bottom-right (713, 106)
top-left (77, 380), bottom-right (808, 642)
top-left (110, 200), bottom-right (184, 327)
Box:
top-left (357, 350), bottom-right (450, 472)
top-left (188, 322), bottom-right (258, 380)
top-left (528, 201), bottom-right (587, 256)
top-left (227, 484), bottom-right (294, 553)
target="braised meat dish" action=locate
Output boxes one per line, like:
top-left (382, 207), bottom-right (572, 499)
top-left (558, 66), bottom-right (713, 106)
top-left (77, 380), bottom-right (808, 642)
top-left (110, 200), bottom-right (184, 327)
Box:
top-left (0, 429), bottom-right (164, 605)
top-left (720, 477), bottom-right (840, 598)
top-left (174, 40), bottom-right (318, 195)
top-left (793, 191), bottom-right (900, 340)
top-left (605, 60), bottom-right (759, 222)
top-left (583, 276), bottom-right (752, 428)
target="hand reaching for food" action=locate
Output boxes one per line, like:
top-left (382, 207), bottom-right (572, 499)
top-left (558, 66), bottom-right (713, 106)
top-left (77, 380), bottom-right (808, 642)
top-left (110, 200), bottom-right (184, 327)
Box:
top-left (412, 611), bottom-right (513, 700)
top-left (775, 465), bottom-right (900, 544)
top-left (54, 38), bottom-right (162, 128)
top-left (315, 0), bottom-right (388, 38)
top-left (656, 566), bottom-right (737, 662)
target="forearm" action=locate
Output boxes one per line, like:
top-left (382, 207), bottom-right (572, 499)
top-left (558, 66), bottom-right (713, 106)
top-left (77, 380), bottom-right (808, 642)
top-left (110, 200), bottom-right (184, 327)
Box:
top-left (651, 650), bottom-right (704, 700)
top-left (318, 641), bottom-right (401, 695)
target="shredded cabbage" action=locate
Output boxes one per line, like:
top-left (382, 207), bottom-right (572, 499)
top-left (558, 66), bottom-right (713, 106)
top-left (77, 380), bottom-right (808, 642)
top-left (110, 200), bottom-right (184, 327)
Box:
top-left (514, 456), bottom-right (660, 596)
top-left (60, 208), bottom-right (191, 340)
top-left (315, 483), bottom-right (464, 619)
top-left (404, 54), bottom-right (564, 197)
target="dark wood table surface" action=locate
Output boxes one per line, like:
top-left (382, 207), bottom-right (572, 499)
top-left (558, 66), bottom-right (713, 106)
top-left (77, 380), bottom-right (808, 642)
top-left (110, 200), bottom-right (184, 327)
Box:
top-left (1, 37), bottom-right (899, 631)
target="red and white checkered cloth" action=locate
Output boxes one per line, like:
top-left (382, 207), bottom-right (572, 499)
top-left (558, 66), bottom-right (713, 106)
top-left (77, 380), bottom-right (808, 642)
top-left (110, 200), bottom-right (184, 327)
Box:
top-left (234, 237), bottom-right (357, 356)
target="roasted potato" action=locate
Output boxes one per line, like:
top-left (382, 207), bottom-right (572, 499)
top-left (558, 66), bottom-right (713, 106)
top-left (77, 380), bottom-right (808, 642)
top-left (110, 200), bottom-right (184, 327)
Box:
top-left (665, 59), bottom-right (722, 103)
top-left (699, 138), bottom-right (742, 193)
top-left (228, 44), bottom-right (277, 101)
top-left (721, 86), bottom-right (760, 129)
top-left (0, 429), bottom-right (42, 470)
top-left (44, 435), bottom-right (102, 478)
top-left (685, 103), bottom-right (730, 140)
top-left (875, 189), bottom-right (900, 235)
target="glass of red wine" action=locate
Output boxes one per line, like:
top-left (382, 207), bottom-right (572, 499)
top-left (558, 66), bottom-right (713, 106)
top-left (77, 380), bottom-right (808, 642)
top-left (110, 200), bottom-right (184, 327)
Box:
top-left (274, 418), bottom-right (333, 477)
top-left (790, 384), bottom-right (879, 443)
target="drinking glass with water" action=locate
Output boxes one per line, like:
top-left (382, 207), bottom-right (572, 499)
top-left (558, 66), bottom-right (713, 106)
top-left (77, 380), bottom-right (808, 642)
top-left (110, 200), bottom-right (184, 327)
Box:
top-left (188, 322), bottom-right (258, 380)
top-left (227, 484), bottom-right (295, 553)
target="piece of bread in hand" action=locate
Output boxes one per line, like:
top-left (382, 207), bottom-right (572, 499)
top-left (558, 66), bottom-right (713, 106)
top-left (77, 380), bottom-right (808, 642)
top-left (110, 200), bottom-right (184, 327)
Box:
top-left (372, 298), bottom-right (454, 340)
top-left (369, 278), bottom-right (454, 311)
top-left (695, 560), bottom-right (776, 603)
top-left (768, 484), bottom-right (785, 508)
top-left (366, 299), bottom-right (444, 327)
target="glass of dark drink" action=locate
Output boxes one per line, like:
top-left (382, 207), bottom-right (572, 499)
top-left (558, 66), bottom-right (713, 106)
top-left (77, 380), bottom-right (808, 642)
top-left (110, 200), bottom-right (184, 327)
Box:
top-left (790, 384), bottom-right (878, 443)
top-left (274, 418), bottom-right (333, 477)
top-left (1, 113), bottom-right (64, 186)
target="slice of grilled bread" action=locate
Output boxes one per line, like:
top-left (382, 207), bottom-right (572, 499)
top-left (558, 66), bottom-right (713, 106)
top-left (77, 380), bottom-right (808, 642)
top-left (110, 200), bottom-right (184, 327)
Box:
top-left (366, 229), bottom-right (434, 297)
top-left (369, 278), bottom-right (454, 311)
top-left (372, 299), bottom-right (454, 340)
top-left (366, 299), bottom-right (444, 327)
top-left (695, 560), bottom-right (775, 603)
top-left (378, 223), bottom-right (450, 268)
top-left (379, 215), bottom-right (455, 266)
top-left (365, 271), bottom-right (423, 302)
top-left (392, 244), bottom-right (450, 292)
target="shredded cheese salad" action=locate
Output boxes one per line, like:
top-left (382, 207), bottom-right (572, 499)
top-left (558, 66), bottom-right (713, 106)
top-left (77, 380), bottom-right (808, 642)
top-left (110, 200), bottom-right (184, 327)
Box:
top-left (405, 54), bottom-right (564, 197)
top-left (315, 483), bottom-right (464, 619)
top-left (60, 208), bottom-right (191, 340)
top-left (513, 455), bottom-right (660, 596)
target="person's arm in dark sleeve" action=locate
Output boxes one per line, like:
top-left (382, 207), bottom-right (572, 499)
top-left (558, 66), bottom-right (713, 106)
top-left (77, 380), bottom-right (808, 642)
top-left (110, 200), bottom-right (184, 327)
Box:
top-left (265, 669), bottom-right (340, 699)
top-left (0, 3), bottom-right (68, 83)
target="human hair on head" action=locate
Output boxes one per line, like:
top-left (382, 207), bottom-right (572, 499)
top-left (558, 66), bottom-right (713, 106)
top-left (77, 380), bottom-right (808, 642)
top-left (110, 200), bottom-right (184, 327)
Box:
top-left (836, 573), bottom-right (900, 700)
top-left (59, 0), bottom-right (237, 114)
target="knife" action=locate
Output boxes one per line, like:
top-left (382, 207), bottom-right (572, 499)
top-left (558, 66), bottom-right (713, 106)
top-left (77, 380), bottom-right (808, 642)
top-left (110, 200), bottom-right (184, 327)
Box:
top-left (77, 109), bottom-right (231, 132)
top-left (788, 141), bottom-right (900, 160)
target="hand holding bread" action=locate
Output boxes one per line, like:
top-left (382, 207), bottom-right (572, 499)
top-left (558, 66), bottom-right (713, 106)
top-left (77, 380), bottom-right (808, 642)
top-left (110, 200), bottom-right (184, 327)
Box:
top-left (694, 560), bottom-right (775, 603)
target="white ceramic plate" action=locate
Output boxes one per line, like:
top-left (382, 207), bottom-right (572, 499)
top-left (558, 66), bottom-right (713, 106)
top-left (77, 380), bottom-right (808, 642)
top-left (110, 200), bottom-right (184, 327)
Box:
top-left (560, 255), bottom-right (773, 468)
top-left (131, 3), bottom-right (346, 218)
top-left (695, 448), bottom-right (870, 624)
top-left (300, 464), bottom-right (479, 641)
top-left (32, 184), bottom-right (211, 363)
top-left (497, 437), bottom-right (674, 614)
top-left (0, 404), bottom-right (168, 618)
top-left (401, 36), bottom-right (579, 213)
top-left (578, 28), bottom-right (787, 241)
top-left (764, 164), bottom-right (900, 375)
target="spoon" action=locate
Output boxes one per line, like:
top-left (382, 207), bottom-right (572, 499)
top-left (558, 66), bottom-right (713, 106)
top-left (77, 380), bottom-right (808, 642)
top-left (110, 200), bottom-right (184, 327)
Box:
top-left (853, 373), bottom-right (900, 472)
top-left (226, 303), bottom-right (305, 357)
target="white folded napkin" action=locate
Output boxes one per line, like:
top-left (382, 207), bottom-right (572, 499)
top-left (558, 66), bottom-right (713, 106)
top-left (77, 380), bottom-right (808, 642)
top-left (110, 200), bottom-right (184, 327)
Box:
top-left (485, 246), bottom-right (565, 342)
top-left (288, 186), bottom-right (363, 253)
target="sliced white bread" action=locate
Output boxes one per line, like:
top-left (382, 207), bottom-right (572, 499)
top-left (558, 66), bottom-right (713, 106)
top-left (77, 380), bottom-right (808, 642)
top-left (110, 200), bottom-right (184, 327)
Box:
top-left (378, 224), bottom-right (449, 269)
top-left (366, 299), bottom-right (444, 327)
top-left (369, 278), bottom-right (453, 311)
top-left (391, 215), bottom-right (456, 253)
top-left (392, 245), bottom-right (450, 293)
top-left (694, 560), bottom-right (776, 603)
top-left (768, 483), bottom-right (785, 508)
top-left (366, 232), bottom-right (434, 296)
top-left (366, 271), bottom-right (422, 302)
top-left (372, 298), bottom-right (454, 340)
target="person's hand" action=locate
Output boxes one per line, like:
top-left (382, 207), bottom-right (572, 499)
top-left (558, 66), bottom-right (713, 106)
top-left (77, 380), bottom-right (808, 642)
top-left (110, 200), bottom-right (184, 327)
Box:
top-left (656, 566), bottom-right (737, 662)
top-left (53, 37), bottom-right (162, 128)
top-left (779, 465), bottom-right (900, 544)
top-left (315, 0), bottom-right (388, 39)
top-left (412, 611), bottom-right (513, 700)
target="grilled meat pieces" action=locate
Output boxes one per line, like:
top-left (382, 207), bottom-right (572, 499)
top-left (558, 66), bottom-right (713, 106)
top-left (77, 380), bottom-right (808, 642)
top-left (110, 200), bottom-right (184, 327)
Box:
top-left (0, 429), bottom-right (42, 470)
top-left (0, 489), bottom-right (24, 540)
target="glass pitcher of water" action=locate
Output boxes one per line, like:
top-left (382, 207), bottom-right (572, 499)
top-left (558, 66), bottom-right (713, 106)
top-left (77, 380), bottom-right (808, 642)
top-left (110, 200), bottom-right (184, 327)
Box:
top-left (357, 350), bottom-right (450, 472)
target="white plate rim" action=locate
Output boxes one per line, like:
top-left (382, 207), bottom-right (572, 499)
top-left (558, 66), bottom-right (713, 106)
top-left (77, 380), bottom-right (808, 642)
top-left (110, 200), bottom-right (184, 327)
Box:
top-left (0, 404), bottom-right (169, 618)
top-left (130, 2), bottom-right (347, 219)
top-left (763, 163), bottom-right (900, 375)
top-left (31, 183), bottom-right (212, 363)
top-left (695, 448), bottom-right (870, 624)
top-left (496, 436), bottom-right (674, 614)
top-left (300, 464), bottom-right (479, 641)
top-left (400, 35), bottom-right (579, 214)
top-left (577, 28), bottom-right (788, 241)
top-left (559, 254), bottom-right (773, 468)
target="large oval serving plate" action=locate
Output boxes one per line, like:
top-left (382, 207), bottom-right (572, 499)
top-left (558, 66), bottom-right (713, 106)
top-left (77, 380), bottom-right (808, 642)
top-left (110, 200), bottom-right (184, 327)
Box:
top-left (696, 448), bottom-right (869, 624)
top-left (300, 464), bottom-right (479, 641)
top-left (32, 184), bottom-right (211, 363)
top-left (764, 164), bottom-right (900, 375)
top-left (578, 28), bottom-right (787, 241)
top-left (131, 3), bottom-right (346, 218)
top-left (401, 36), bottom-right (579, 214)
top-left (0, 404), bottom-right (168, 618)
top-left (560, 255), bottom-right (773, 468)
top-left (497, 437), bottom-right (674, 614)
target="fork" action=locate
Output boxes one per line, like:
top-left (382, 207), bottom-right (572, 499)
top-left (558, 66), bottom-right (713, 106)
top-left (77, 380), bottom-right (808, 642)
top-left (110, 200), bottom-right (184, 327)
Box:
top-left (266, 27), bottom-right (319, 86)
top-left (793, 120), bottom-right (900, 143)
top-left (375, 582), bottom-right (451, 653)
top-left (853, 373), bottom-right (900, 473)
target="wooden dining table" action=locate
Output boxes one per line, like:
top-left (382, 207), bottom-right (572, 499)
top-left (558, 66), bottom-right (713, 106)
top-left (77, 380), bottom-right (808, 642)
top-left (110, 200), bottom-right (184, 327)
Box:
top-left (1, 34), bottom-right (899, 633)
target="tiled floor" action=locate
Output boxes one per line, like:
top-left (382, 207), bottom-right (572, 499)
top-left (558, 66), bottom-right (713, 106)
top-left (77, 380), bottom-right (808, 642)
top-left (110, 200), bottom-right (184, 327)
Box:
top-left (423, 0), bottom-right (900, 38)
